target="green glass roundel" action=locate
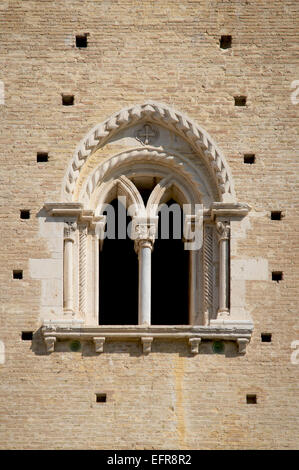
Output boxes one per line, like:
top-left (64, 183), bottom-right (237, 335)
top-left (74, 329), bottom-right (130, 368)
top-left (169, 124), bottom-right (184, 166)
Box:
top-left (70, 340), bottom-right (81, 352)
top-left (212, 341), bottom-right (225, 354)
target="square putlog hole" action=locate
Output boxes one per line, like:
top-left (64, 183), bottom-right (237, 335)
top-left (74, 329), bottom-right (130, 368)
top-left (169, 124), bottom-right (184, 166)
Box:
top-left (234, 96), bottom-right (247, 106)
top-left (20, 210), bottom-right (30, 219)
top-left (76, 35), bottom-right (88, 48)
top-left (13, 270), bottom-right (23, 279)
top-left (246, 394), bottom-right (257, 404)
top-left (95, 393), bottom-right (107, 403)
top-left (62, 94), bottom-right (74, 106)
top-left (220, 35), bottom-right (232, 49)
top-left (22, 331), bottom-right (33, 341)
top-left (37, 152), bottom-right (48, 162)
top-left (272, 271), bottom-right (283, 282)
top-left (271, 211), bottom-right (282, 220)
top-left (261, 333), bottom-right (272, 343)
top-left (244, 154), bottom-right (255, 164)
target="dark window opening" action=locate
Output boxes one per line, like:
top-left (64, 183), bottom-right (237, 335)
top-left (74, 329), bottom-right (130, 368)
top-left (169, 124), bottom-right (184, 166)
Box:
top-left (244, 154), bottom-right (255, 164)
top-left (272, 271), bottom-right (283, 282)
top-left (13, 270), bottom-right (23, 279)
top-left (37, 152), bottom-right (48, 162)
top-left (220, 35), bottom-right (232, 49)
top-left (62, 94), bottom-right (74, 106)
top-left (20, 210), bottom-right (30, 219)
top-left (96, 393), bottom-right (107, 403)
top-left (234, 96), bottom-right (247, 106)
top-left (271, 211), bottom-right (282, 220)
top-left (22, 331), bottom-right (33, 341)
top-left (76, 35), bottom-right (88, 48)
top-left (138, 187), bottom-right (153, 206)
top-left (151, 200), bottom-right (189, 325)
top-left (246, 394), bottom-right (257, 404)
top-left (99, 199), bottom-right (138, 325)
top-left (261, 333), bottom-right (272, 343)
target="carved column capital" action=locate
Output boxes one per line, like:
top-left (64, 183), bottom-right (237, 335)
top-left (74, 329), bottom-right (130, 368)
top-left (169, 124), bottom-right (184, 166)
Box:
top-left (64, 221), bottom-right (77, 241)
top-left (133, 222), bottom-right (156, 253)
top-left (216, 221), bottom-right (230, 242)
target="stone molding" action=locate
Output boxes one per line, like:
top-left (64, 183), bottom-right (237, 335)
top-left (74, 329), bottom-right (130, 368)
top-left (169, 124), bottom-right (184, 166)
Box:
top-left (41, 323), bottom-right (253, 354)
top-left (81, 148), bottom-right (210, 207)
top-left (62, 101), bottom-right (236, 202)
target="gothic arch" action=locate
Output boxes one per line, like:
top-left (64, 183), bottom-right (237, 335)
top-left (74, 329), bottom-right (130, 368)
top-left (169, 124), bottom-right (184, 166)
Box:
top-left (84, 148), bottom-right (206, 213)
top-left (62, 101), bottom-right (236, 203)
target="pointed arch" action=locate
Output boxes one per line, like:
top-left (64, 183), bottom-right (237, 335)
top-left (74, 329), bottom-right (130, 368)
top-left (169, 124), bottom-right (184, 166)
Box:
top-left (95, 175), bottom-right (145, 217)
top-left (62, 101), bottom-right (236, 203)
top-left (82, 148), bottom-right (210, 209)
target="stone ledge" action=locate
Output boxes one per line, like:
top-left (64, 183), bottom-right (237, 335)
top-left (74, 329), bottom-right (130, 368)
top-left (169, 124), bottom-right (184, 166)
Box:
top-left (41, 322), bottom-right (253, 355)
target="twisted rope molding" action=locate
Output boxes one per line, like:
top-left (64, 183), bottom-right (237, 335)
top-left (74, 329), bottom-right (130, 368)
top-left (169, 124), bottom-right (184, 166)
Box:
top-left (62, 101), bottom-right (236, 202)
top-left (80, 148), bottom-right (209, 207)
top-left (79, 226), bottom-right (87, 316)
top-left (204, 225), bottom-right (214, 322)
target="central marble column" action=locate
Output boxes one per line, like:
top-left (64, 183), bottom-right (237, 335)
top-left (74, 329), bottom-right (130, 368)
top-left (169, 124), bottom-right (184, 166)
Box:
top-left (133, 218), bottom-right (157, 326)
top-left (137, 239), bottom-right (153, 325)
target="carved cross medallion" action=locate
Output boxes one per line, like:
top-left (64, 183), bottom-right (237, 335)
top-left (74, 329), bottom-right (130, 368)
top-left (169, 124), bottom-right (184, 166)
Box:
top-left (135, 124), bottom-right (158, 145)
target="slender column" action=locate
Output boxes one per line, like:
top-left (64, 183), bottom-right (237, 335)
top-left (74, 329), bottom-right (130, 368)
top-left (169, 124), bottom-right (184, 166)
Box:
top-left (63, 221), bottom-right (77, 314)
top-left (133, 219), bottom-right (156, 326)
top-left (137, 240), bottom-right (153, 325)
top-left (216, 221), bottom-right (230, 317)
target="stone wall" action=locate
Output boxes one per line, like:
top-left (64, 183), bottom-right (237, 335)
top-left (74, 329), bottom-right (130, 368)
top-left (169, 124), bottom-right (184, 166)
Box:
top-left (0, 0), bottom-right (298, 449)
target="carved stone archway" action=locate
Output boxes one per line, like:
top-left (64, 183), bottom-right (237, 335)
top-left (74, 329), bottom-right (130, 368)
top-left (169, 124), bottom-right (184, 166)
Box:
top-left (41, 102), bottom-right (253, 355)
top-left (62, 100), bottom-right (236, 203)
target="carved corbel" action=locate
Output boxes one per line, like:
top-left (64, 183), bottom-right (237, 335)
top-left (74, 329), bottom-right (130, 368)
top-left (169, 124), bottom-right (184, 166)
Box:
top-left (94, 337), bottom-right (105, 353)
top-left (189, 337), bottom-right (201, 354)
top-left (44, 336), bottom-right (56, 353)
top-left (237, 338), bottom-right (249, 354)
top-left (141, 336), bottom-right (153, 354)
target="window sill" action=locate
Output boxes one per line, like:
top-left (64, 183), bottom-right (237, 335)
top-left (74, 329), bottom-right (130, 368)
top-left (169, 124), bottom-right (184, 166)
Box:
top-left (41, 321), bottom-right (253, 354)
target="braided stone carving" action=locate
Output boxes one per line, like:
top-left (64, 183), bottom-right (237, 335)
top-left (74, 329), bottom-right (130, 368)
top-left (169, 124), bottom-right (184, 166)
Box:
top-left (79, 225), bottom-right (88, 316)
top-left (63, 101), bottom-right (236, 202)
top-left (203, 225), bottom-right (214, 322)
